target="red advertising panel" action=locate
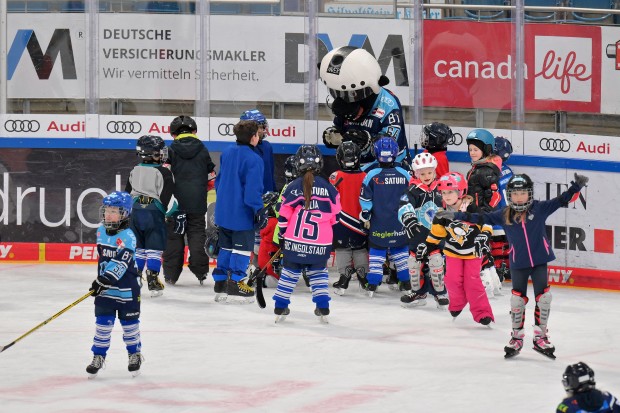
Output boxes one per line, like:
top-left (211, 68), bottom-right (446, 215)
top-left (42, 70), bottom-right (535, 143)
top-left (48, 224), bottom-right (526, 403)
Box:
top-left (45, 243), bottom-right (99, 262)
top-left (0, 243), bottom-right (40, 262)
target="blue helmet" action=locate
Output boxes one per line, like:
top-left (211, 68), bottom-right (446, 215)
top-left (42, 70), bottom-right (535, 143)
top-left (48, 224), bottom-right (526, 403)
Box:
top-left (466, 129), bottom-right (495, 157)
top-left (240, 109), bottom-right (268, 128)
top-left (373, 135), bottom-right (399, 164)
top-left (100, 191), bottom-right (132, 230)
top-left (494, 136), bottom-right (513, 162)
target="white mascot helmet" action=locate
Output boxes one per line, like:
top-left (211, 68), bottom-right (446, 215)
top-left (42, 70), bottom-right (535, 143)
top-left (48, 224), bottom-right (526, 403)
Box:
top-left (411, 152), bottom-right (438, 172)
top-left (319, 46), bottom-right (382, 103)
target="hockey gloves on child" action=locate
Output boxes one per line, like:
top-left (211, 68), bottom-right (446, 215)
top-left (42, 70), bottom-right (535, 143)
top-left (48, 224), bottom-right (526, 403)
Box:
top-left (474, 233), bottom-right (491, 258)
top-left (360, 210), bottom-right (372, 230)
top-left (401, 212), bottom-right (422, 239)
top-left (322, 127), bottom-right (343, 148)
top-left (415, 243), bottom-right (428, 261)
top-left (574, 173), bottom-right (589, 189)
top-left (343, 129), bottom-right (372, 152)
top-left (172, 212), bottom-right (187, 235)
top-left (90, 277), bottom-right (111, 296)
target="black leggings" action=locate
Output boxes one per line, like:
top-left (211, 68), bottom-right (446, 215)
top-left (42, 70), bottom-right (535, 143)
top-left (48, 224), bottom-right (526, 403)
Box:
top-left (510, 263), bottom-right (549, 298)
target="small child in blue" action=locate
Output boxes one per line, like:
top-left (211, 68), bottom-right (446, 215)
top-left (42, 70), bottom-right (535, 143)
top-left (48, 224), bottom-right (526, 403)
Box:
top-left (86, 191), bottom-right (143, 378)
top-left (557, 362), bottom-right (620, 413)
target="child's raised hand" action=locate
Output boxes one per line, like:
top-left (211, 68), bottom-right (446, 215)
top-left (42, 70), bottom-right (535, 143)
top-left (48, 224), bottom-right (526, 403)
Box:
top-left (574, 173), bottom-right (589, 189)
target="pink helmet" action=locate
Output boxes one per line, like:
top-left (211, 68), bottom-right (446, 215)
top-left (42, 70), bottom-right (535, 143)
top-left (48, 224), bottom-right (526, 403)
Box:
top-left (437, 172), bottom-right (468, 198)
top-left (411, 152), bottom-right (438, 172)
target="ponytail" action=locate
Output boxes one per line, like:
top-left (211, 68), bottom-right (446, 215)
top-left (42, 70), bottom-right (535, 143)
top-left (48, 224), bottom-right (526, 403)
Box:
top-left (303, 170), bottom-right (314, 209)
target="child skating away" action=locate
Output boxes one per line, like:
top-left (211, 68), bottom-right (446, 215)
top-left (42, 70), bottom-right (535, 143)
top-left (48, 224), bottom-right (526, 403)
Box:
top-left (419, 122), bottom-right (454, 179)
top-left (125, 135), bottom-right (175, 297)
top-left (439, 172), bottom-right (589, 358)
top-left (490, 136), bottom-right (514, 282)
top-left (398, 152), bottom-right (448, 308)
top-left (329, 141), bottom-right (369, 296)
top-left (86, 191), bottom-right (143, 378)
top-left (273, 145), bottom-right (341, 323)
top-left (557, 362), bottom-right (620, 413)
top-left (417, 172), bottom-right (494, 325)
top-left (359, 135), bottom-right (410, 298)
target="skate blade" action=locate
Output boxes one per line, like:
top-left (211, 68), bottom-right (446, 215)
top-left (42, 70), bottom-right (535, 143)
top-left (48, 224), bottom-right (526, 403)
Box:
top-left (275, 315), bottom-right (288, 323)
top-left (87, 373), bottom-right (98, 379)
top-left (436, 304), bottom-right (447, 311)
top-left (400, 300), bottom-right (427, 308)
top-left (504, 350), bottom-right (521, 359)
top-left (150, 290), bottom-right (163, 298)
top-left (387, 284), bottom-right (399, 291)
top-left (318, 315), bottom-right (329, 324)
top-left (333, 288), bottom-right (346, 296)
top-left (532, 346), bottom-right (556, 360)
top-left (214, 294), bottom-right (228, 303)
top-left (130, 370), bottom-right (141, 378)
top-left (367, 291), bottom-right (374, 298)
top-left (226, 296), bottom-right (255, 305)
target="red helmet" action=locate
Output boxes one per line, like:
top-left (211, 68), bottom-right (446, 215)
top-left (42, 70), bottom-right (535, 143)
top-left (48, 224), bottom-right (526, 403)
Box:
top-left (437, 172), bottom-right (468, 198)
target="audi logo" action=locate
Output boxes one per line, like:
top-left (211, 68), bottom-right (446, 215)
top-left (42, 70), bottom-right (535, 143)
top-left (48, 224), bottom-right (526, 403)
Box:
top-left (448, 132), bottom-right (463, 146)
top-left (218, 123), bottom-right (236, 136)
top-left (539, 138), bottom-right (570, 152)
top-left (4, 120), bottom-right (40, 133)
top-left (106, 121), bottom-right (142, 134)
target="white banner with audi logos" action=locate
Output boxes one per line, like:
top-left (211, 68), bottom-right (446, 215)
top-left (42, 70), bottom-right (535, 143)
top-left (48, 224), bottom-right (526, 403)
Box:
top-left (0, 114), bottom-right (87, 138)
top-left (98, 115), bottom-right (209, 140)
top-left (210, 117), bottom-right (319, 145)
top-left (523, 131), bottom-right (618, 161)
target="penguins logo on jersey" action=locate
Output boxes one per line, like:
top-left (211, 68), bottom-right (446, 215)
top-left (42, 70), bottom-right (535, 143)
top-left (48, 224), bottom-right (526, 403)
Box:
top-left (446, 221), bottom-right (474, 246)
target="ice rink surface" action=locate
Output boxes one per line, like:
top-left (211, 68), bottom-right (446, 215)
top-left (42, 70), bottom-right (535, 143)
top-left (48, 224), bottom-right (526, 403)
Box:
top-left (0, 263), bottom-right (619, 413)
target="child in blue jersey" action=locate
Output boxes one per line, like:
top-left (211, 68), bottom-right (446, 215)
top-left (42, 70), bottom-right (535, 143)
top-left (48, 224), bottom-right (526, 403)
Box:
top-left (359, 136), bottom-right (410, 298)
top-left (125, 135), bottom-right (175, 297)
top-left (557, 362), bottom-right (620, 413)
top-left (273, 145), bottom-right (341, 322)
top-left (490, 136), bottom-right (514, 282)
top-left (86, 191), bottom-right (143, 378)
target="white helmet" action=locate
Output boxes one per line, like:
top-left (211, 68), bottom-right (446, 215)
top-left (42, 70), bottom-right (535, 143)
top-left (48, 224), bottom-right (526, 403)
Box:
top-left (319, 46), bottom-right (382, 103)
top-left (411, 153), bottom-right (438, 172)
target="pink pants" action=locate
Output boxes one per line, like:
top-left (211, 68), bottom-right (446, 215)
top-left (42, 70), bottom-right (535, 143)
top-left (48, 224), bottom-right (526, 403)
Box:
top-left (445, 256), bottom-right (494, 323)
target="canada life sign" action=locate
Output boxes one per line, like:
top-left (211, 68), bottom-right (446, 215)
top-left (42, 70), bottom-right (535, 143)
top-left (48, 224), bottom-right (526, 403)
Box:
top-left (424, 22), bottom-right (601, 112)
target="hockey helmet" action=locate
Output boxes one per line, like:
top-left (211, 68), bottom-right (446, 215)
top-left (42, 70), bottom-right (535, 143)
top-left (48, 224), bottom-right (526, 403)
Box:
top-left (284, 155), bottom-right (299, 181)
top-left (170, 115), bottom-right (197, 136)
top-left (466, 129), bottom-right (495, 157)
top-left (240, 109), bottom-right (268, 129)
top-left (100, 191), bottom-right (132, 230)
top-left (296, 145), bottom-right (323, 174)
top-left (437, 172), bottom-right (468, 198)
top-left (420, 122), bottom-right (451, 151)
top-left (336, 141), bottom-right (361, 171)
top-left (411, 152), bottom-right (438, 172)
top-left (372, 135), bottom-right (399, 164)
top-left (494, 136), bottom-right (513, 162)
top-left (136, 135), bottom-right (167, 163)
top-left (506, 174), bottom-right (534, 212)
top-left (562, 362), bottom-right (595, 394)
top-left (204, 227), bottom-right (220, 259)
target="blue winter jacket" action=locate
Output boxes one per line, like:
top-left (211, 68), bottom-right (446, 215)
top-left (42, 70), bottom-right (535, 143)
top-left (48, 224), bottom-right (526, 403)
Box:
top-left (454, 182), bottom-right (581, 270)
top-left (215, 143), bottom-right (264, 231)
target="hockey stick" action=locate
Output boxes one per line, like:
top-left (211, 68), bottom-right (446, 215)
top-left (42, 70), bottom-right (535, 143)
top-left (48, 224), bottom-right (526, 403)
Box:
top-left (0, 291), bottom-right (93, 354)
top-left (255, 248), bottom-right (282, 309)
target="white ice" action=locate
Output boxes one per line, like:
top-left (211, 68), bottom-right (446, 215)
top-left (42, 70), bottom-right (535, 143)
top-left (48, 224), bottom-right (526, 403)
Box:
top-left (1, 263), bottom-right (619, 413)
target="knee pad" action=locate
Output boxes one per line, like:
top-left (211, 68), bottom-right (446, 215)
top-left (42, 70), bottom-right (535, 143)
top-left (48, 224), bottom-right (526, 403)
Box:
top-left (510, 290), bottom-right (528, 329)
top-left (427, 251), bottom-right (445, 291)
top-left (407, 254), bottom-right (423, 291)
top-left (536, 289), bottom-right (552, 309)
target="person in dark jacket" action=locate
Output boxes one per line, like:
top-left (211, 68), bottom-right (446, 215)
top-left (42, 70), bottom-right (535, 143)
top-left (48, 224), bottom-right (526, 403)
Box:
top-left (557, 362), bottom-right (620, 413)
top-left (439, 172), bottom-right (589, 359)
top-left (213, 120), bottom-right (264, 304)
top-left (162, 115), bottom-right (216, 285)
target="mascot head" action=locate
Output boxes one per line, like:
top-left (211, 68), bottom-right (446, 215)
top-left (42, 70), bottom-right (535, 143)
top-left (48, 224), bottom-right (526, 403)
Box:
top-left (319, 46), bottom-right (389, 120)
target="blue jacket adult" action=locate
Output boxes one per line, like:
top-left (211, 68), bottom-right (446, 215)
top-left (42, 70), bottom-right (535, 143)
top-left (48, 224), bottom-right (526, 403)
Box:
top-left (215, 143), bottom-right (264, 231)
top-left (254, 139), bottom-right (275, 192)
top-left (454, 182), bottom-right (581, 270)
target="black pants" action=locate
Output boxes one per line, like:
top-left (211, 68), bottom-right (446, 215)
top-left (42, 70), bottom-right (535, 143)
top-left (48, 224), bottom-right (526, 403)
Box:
top-left (162, 212), bottom-right (209, 282)
top-left (510, 263), bottom-right (548, 298)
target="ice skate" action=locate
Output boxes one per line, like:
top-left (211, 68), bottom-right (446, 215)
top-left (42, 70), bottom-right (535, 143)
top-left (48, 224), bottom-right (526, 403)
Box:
top-left (385, 264), bottom-right (399, 291)
top-left (532, 326), bottom-right (556, 359)
top-left (146, 270), bottom-right (164, 297)
top-left (196, 273), bottom-right (208, 286)
top-left (213, 280), bottom-right (228, 302)
top-left (400, 292), bottom-right (427, 308)
top-left (333, 267), bottom-right (354, 296)
top-left (366, 283), bottom-right (377, 298)
top-left (274, 307), bottom-right (290, 323)
top-left (479, 316), bottom-right (493, 326)
top-left (226, 279), bottom-right (255, 304)
top-left (504, 329), bottom-right (525, 359)
top-left (314, 307), bottom-right (330, 324)
top-left (433, 294), bottom-right (449, 310)
top-left (450, 310), bottom-right (462, 320)
top-left (398, 280), bottom-right (412, 293)
top-left (128, 352), bottom-right (143, 377)
top-left (86, 355), bottom-right (105, 378)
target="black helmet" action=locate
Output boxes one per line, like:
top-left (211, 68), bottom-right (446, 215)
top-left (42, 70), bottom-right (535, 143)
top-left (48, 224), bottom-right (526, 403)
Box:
top-left (284, 155), bottom-right (299, 181)
top-left (262, 191), bottom-right (279, 208)
top-left (296, 145), bottom-right (323, 174)
top-left (136, 135), bottom-right (166, 163)
top-left (506, 174), bottom-right (534, 212)
top-left (336, 141), bottom-right (361, 171)
top-left (421, 122), bottom-right (451, 151)
top-left (170, 115), bottom-right (197, 136)
top-left (204, 227), bottom-right (219, 259)
top-left (562, 362), bottom-right (595, 394)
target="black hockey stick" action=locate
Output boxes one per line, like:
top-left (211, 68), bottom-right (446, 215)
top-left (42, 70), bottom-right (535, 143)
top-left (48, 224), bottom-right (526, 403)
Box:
top-left (255, 248), bottom-right (282, 309)
top-left (1, 291), bottom-right (93, 353)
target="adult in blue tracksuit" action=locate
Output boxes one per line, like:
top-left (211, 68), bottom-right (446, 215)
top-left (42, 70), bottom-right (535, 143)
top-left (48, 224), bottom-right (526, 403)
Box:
top-left (359, 136), bottom-right (410, 297)
top-left (439, 172), bottom-right (589, 359)
top-left (214, 120), bottom-right (264, 303)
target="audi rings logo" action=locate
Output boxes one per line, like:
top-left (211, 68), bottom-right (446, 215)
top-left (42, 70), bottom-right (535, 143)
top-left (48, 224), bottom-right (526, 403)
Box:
top-left (218, 123), bottom-right (236, 136)
top-left (448, 132), bottom-right (463, 146)
top-left (106, 121), bottom-right (142, 134)
top-left (4, 120), bottom-right (40, 133)
top-left (539, 138), bottom-right (570, 152)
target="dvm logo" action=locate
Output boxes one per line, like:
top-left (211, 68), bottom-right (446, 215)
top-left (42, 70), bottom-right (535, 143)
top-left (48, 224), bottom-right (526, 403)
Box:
top-left (284, 33), bottom-right (407, 86)
top-left (7, 29), bottom-right (76, 80)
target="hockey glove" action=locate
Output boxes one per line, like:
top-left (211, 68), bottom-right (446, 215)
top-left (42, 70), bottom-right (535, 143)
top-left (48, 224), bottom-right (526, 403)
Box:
top-left (574, 173), bottom-right (589, 189)
top-left (322, 127), bottom-right (343, 148)
top-left (173, 212), bottom-right (187, 235)
top-left (90, 277), bottom-right (111, 296)
top-left (343, 129), bottom-right (372, 152)
top-left (415, 243), bottom-right (428, 262)
top-left (401, 212), bottom-right (420, 239)
top-left (435, 210), bottom-right (455, 221)
top-left (474, 233), bottom-right (491, 258)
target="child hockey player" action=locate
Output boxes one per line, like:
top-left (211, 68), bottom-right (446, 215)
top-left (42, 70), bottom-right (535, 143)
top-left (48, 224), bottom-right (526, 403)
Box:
top-left (441, 172), bottom-right (589, 358)
top-left (273, 145), bottom-right (341, 322)
top-left (256, 191), bottom-right (281, 288)
top-left (491, 136), bottom-right (514, 282)
top-left (86, 191), bottom-right (143, 378)
top-left (125, 135), bottom-right (175, 297)
top-left (398, 152), bottom-right (448, 308)
top-left (418, 172), bottom-right (494, 325)
top-left (557, 362), bottom-right (620, 413)
top-left (329, 141), bottom-right (369, 296)
top-left (359, 136), bottom-right (410, 298)
top-left (420, 122), bottom-right (453, 179)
